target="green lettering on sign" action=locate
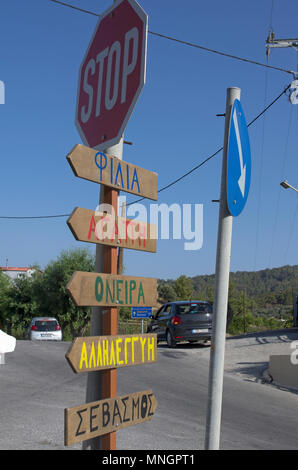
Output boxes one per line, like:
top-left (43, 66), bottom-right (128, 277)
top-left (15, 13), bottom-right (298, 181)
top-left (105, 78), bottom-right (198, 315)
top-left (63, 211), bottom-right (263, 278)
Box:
top-left (129, 280), bottom-right (136, 304)
top-left (95, 276), bottom-right (103, 302)
top-left (106, 279), bottom-right (115, 303)
top-left (116, 280), bottom-right (123, 305)
top-left (138, 282), bottom-right (145, 304)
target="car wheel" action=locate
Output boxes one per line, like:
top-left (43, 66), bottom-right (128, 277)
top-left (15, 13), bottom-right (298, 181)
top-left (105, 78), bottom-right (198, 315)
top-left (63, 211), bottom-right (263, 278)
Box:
top-left (166, 330), bottom-right (176, 348)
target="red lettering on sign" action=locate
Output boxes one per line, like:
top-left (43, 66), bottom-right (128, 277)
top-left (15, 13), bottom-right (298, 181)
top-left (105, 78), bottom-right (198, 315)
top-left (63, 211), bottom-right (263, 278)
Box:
top-left (138, 222), bottom-right (146, 247)
top-left (88, 215), bottom-right (97, 240)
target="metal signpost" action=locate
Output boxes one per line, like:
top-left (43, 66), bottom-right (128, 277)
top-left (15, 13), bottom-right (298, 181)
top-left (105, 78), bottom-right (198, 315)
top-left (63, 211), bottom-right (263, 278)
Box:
top-left (205, 87), bottom-right (251, 450)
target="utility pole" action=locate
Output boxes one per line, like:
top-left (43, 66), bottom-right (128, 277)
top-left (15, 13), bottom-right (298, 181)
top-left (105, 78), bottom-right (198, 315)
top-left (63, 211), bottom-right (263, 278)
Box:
top-left (243, 290), bottom-right (246, 334)
top-left (266, 32), bottom-right (298, 59)
top-left (205, 87), bottom-right (241, 450)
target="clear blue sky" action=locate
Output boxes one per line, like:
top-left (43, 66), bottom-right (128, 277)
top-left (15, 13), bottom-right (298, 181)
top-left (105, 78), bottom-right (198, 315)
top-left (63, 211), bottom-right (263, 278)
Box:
top-left (1, 0), bottom-right (298, 280)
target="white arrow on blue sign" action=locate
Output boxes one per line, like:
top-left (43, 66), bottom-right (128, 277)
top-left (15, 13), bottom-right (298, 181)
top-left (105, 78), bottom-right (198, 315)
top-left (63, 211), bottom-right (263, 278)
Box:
top-left (226, 99), bottom-right (251, 217)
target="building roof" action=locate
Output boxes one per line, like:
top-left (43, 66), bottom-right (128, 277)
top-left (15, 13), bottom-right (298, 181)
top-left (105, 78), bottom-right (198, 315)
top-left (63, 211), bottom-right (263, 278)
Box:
top-left (0, 267), bottom-right (33, 272)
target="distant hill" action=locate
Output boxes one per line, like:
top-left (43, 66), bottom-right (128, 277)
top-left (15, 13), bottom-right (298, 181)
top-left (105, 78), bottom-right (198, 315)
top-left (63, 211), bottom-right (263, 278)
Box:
top-left (159, 265), bottom-right (298, 308)
top-left (192, 265), bottom-right (298, 299)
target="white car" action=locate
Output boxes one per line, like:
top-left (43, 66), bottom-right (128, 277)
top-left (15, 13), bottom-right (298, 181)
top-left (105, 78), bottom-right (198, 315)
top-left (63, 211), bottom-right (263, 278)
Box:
top-left (28, 317), bottom-right (62, 341)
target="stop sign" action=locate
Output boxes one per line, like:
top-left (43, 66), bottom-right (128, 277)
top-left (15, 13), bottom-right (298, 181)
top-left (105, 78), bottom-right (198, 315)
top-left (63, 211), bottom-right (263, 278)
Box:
top-left (75, 0), bottom-right (147, 150)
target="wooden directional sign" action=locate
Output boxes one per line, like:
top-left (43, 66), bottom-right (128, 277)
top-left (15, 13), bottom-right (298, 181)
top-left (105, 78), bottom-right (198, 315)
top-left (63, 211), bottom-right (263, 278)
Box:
top-left (67, 207), bottom-right (157, 253)
top-left (67, 144), bottom-right (158, 200)
top-left (67, 271), bottom-right (157, 308)
top-left (64, 390), bottom-right (157, 446)
top-left (65, 333), bottom-right (157, 374)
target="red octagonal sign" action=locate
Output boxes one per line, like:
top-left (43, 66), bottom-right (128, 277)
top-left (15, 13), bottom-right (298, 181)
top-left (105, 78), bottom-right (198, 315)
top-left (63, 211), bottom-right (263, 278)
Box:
top-left (75, 0), bottom-right (147, 150)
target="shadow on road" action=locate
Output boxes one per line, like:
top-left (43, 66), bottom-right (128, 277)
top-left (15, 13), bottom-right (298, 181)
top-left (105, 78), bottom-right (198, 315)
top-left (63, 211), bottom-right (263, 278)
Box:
top-left (231, 361), bottom-right (268, 381)
top-left (226, 328), bottom-right (298, 345)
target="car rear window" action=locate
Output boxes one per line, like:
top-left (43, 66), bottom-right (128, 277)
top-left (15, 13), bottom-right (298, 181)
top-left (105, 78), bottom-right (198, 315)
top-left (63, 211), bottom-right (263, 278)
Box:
top-left (176, 303), bottom-right (212, 314)
top-left (34, 320), bottom-right (58, 331)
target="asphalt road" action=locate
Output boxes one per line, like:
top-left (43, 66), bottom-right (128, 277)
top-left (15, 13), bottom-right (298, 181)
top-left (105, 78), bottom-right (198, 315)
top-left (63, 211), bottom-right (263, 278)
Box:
top-left (0, 331), bottom-right (298, 450)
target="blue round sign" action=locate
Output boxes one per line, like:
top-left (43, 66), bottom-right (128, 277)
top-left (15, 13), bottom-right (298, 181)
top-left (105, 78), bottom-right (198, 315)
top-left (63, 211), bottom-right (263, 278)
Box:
top-left (226, 99), bottom-right (251, 217)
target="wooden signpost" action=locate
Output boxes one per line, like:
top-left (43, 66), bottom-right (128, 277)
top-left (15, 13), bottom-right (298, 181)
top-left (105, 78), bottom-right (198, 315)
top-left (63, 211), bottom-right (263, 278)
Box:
top-left (67, 272), bottom-right (157, 308)
top-left (67, 144), bottom-right (158, 201)
top-left (65, 333), bottom-right (157, 374)
top-left (65, 0), bottom-right (155, 451)
top-left (64, 390), bottom-right (157, 446)
top-left (67, 206), bottom-right (157, 253)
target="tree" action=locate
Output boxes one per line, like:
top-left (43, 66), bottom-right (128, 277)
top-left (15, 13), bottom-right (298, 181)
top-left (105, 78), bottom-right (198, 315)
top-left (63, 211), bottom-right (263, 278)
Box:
top-left (158, 282), bottom-right (177, 303)
top-left (0, 268), bottom-right (43, 335)
top-left (0, 271), bottom-right (12, 330)
top-left (37, 248), bottom-right (95, 338)
top-left (173, 275), bottom-right (193, 300)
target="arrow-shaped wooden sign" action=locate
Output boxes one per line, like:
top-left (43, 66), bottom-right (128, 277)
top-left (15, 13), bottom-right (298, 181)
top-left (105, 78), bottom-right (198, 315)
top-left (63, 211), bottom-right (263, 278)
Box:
top-left (64, 390), bottom-right (158, 446)
top-left (67, 144), bottom-right (158, 200)
top-left (65, 333), bottom-right (157, 374)
top-left (66, 271), bottom-right (157, 308)
top-left (67, 207), bottom-right (157, 253)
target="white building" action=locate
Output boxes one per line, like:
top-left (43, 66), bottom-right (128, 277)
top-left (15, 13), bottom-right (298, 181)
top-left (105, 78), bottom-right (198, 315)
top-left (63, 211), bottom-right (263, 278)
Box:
top-left (0, 267), bottom-right (39, 280)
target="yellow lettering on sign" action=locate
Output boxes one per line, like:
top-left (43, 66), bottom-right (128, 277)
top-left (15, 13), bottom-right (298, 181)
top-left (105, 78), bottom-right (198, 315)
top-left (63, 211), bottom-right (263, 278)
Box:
top-left (74, 335), bottom-right (156, 371)
top-left (89, 342), bottom-right (96, 369)
top-left (116, 338), bottom-right (124, 365)
top-left (131, 336), bottom-right (139, 363)
top-left (110, 341), bottom-right (116, 366)
top-left (140, 336), bottom-right (146, 363)
top-left (79, 341), bottom-right (88, 370)
top-left (103, 340), bottom-right (109, 366)
top-left (124, 337), bottom-right (131, 365)
top-left (148, 336), bottom-right (155, 362)
top-left (97, 340), bottom-right (103, 367)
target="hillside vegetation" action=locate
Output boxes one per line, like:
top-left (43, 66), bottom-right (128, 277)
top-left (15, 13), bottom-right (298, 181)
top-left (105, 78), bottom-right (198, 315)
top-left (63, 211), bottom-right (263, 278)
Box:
top-left (158, 265), bottom-right (298, 334)
top-left (1, 247), bottom-right (297, 338)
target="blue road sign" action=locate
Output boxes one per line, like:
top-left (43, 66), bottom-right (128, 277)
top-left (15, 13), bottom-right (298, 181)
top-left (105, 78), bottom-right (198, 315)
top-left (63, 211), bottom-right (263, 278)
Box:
top-left (226, 99), bottom-right (251, 217)
top-left (131, 306), bottom-right (153, 319)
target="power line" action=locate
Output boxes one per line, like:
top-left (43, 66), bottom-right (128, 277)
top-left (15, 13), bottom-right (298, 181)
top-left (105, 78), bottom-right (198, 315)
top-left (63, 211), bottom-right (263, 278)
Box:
top-left (253, 67), bottom-right (269, 272)
top-left (49, 0), bottom-right (99, 16)
top-left (0, 214), bottom-right (70, 219)
top-left (48, 0), bottom-right (296, 77)
top-left (126, 82), bottom-right (291, 208)
top-left (268, 105), bottom-right (293, 268)
top-left (0, 82), bottom-right (291, 219)
top-left (148, 31), bottom-right (295, 77)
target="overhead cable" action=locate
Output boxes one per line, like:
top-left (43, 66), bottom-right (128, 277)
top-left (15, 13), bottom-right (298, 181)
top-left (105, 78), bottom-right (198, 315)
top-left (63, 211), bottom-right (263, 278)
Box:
top-left (0, 83), bottom-right (291, 219)
top-left (48, 0), bottom-right (296, 77)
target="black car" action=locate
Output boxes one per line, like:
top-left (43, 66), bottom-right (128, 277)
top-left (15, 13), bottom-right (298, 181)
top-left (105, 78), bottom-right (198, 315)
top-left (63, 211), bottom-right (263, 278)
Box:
top-left (147, 300), bottom-right (213, 348)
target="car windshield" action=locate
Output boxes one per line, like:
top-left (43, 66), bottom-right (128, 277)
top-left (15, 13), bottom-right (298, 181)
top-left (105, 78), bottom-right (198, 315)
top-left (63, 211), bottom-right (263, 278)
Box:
top-left (34, 320), bottom-right (58, 331)
top-left (176, 303), bottom-right (212, 315)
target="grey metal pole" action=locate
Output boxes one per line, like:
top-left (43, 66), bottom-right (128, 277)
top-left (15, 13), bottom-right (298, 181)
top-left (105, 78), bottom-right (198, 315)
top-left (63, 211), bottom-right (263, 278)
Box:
top-left (204, 87), bottom-right (241, 450)
top-left (82, 137), bottom-right (123, 450)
